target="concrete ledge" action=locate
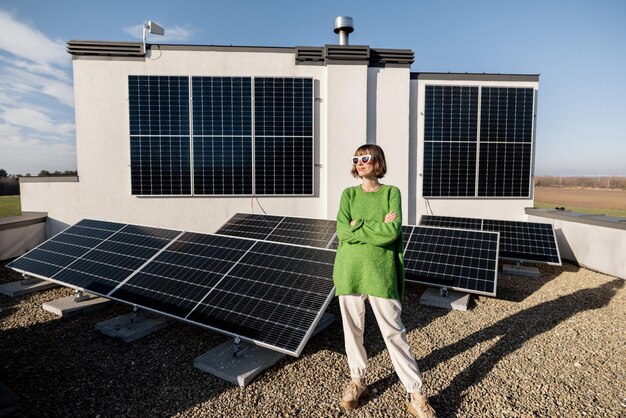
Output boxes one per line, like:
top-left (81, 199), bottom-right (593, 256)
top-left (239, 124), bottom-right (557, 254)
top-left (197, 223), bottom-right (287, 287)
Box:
top-left (0, 212), bottom-right (47, 231)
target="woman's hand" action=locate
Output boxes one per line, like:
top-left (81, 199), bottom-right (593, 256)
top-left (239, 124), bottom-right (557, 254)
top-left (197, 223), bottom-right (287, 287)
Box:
top-left (350, 220), bottom-right (356, 226)
top-left (384, 211), bottom-right (397, 223)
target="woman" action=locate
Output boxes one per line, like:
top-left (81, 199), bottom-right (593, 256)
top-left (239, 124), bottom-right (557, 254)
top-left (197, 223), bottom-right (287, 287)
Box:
top-left (333, 144), bottom-right (436, 418)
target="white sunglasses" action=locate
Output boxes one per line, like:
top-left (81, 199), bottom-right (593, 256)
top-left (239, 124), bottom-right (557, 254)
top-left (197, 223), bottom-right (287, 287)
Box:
top-left (351, 155), bottom-right (374, 165)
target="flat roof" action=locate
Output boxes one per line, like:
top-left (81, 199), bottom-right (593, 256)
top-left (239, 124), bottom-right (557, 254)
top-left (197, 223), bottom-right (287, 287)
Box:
top-left (411, 72), bottom-right (540, 82)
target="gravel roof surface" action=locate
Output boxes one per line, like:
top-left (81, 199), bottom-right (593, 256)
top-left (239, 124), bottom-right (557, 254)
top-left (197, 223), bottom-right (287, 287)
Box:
top-left (1, 262), bottom-right (624, 417)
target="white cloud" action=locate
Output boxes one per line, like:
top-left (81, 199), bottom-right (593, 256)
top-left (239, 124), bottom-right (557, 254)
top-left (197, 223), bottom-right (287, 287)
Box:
top-left (0, 55), bottom-right (69, 81)
top-left (0, 10), bottom-right (76, 176)
top-left (1, 107), bottom-right (74, 136)
top-left (0, 66), bottom-right (74, 107)
top-left (0, 10), bottom-right (67, 67)
top-left (123, 22), bottom-right (198, 43)
top-left (0, 124), bottom-right (76, 175)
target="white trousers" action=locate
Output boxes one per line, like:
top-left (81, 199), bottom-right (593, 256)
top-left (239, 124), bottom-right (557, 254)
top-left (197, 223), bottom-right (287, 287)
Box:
top-left (339, 294), bottom-right (423, 393)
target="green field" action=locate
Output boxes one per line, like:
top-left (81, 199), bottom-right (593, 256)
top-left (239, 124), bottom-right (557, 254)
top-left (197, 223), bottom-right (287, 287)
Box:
top-left (534, 202), bottom-right (626, 218)
top-left (0, 195), bottom-right (21, 218)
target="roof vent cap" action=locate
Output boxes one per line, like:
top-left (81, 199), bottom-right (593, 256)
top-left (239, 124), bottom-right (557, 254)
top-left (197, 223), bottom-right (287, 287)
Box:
top-left (334, 16), bottom-right (354, 46)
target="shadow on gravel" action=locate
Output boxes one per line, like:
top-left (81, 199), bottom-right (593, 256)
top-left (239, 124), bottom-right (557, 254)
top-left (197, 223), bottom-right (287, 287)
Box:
top-left (422, 278), bottom-right (624, 417)
top-left (0, 267), bottom-right (236, 417)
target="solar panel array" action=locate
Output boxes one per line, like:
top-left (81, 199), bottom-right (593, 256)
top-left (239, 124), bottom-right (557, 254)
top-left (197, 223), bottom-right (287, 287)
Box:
top-left (217, 213), bottom-right (500, 296)
top-left (420, 215), bottom-right (561, 265)
top-left (7, 219), bottom-right (336, 356)
top-left (422, 85), bottom-right (535, 198)
top-left (128, 76), bottom-right (313, 196)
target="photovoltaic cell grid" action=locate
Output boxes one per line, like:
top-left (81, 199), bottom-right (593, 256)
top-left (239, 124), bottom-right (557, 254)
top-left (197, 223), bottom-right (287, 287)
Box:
top-left (423, 85), bottom-right (478, 197)
top-left (422, 85), bottom-right (535, 198)
top-left (129, 76), bottom-right (191, 195)
top-left (403, 226), bottom-right (499, 295)
top-left (419, 215), bottom-right (561, 265)
top-left (7, 219), bottom-right (336, 356)
top-left (479, 87), bottom-right (534, 197)
top-left (217, 213), bottom-right (499, 296)
top-left (128, 76), bottom-right (314, 196)
top-left (192, 77), bottom-right (253, 195)
top-left (216, 212), bottom-right (338, 249)
top-left (254, 78), bottom-right (314, 195)
top-left (6, 219), bottom-right (181, 294)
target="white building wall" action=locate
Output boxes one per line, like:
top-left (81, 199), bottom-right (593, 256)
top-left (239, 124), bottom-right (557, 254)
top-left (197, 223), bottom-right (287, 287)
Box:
top-left (368, 66), bottom-right (411, 222)
top-left (527, 213), bottom-right (626, 279)
top-left (325, 64), bottom-right (369, 219)
top-left (413, 78), bottom-right (539, 221)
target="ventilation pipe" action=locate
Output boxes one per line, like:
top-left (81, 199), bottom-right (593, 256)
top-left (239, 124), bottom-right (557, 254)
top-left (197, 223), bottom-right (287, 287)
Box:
top-left (334, 16), bottom-right (354, 46)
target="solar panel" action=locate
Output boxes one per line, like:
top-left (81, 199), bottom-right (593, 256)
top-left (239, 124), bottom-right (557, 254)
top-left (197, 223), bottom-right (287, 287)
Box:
top-left (403, 226), bottom-right (499, 296)
top-left (216, 213), bottom-right (338, 249)
top-left (422, 85), bottom-right (535, 198)
top-left (479, 87), bottom-right (534, 197)
top-left (6, 219), bottom-right (181, 294)
top-left (423, 85), bottom-right (478, 198)
top-left (217, 213), bottom-right (500, 296)
top-left (129, 76), bottom-right (313, 196)
top-left (254, 78), bottom-right (314, 195)
top-left (420, 215), bottom-right (561, 265)
top-left (192, 77), bottom-right (253, 195)
top-left (7, 219), bottom-right (335, 356)
top-left (129, 76), bottom-right (191, 195)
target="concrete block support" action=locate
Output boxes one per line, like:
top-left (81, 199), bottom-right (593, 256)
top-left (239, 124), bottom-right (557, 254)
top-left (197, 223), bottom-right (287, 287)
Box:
top-left (194, 313), bottom-right (335, 387)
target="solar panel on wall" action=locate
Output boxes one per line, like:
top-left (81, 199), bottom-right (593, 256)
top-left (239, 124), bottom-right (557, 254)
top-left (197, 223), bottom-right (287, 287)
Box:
top-left (129, 76), bottom-right (191, 195)
top-left (422, 85), bottom-right (535, 198)
top-left (6, 219), bottom-right (336, 357)
top-left (129, 76), bottom-right (313, 196)
top-left (419, 215), bottom-right (561, 265)
top-left (423, 85), bottom-right (478, 197)
top-left (478, 87), bottom-right (534, 197)
top-left (192, 77), bottom-right (253, 195)
top-left (254, 78), bottom-right (314, 195)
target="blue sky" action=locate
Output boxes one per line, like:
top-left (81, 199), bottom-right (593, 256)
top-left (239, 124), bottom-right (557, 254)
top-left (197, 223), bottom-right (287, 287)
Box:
top-left (0, 0), bottom-right (624, 176)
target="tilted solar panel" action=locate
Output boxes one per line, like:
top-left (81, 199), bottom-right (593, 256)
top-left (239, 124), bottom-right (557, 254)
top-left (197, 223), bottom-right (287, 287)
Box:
top-left (7, 219), bottom-right (336, 356)
top-left (216, 213), bottom-right (338, 249)
top-left (217, 213), bottom-right (500, 296)
top-left (7, 219), bottom-right (181, 294)
top-left (403, 226), bottom-right (499, 296)
top-left (419, 215), bottom-right (561, 265)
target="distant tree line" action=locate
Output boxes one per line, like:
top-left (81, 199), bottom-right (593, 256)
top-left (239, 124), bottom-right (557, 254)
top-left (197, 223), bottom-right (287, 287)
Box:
top-left (0, 169), bottom-right (78, 196)
top-left (535, 176), bottom-right (626, 190)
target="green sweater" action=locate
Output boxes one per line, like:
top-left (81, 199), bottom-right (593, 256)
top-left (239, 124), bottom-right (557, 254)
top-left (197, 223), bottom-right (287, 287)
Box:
top-left (332, 184), bottom-right (405, 300)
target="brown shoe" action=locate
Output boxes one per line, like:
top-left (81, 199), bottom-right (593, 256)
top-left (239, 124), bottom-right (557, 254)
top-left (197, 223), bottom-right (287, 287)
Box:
top-left (340, 379), bottom-right (369, 410)
top-left (407, 392), bottom-right (436, 418)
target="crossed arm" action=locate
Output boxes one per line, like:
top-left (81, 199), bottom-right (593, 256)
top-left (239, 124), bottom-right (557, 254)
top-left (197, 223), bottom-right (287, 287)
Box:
top-left (336, 189), bottom-right (402, 247)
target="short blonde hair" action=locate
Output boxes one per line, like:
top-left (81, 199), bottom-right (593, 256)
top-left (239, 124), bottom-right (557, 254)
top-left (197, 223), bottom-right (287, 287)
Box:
top-left (351, 144), bottom-right (387, 178)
